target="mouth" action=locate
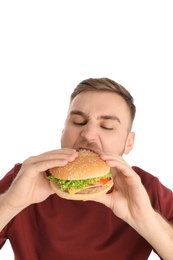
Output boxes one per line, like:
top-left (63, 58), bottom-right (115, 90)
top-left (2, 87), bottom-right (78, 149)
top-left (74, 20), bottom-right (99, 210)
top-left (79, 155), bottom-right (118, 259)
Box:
top-left (74, 142), bottom-right (101, 155)
top-left (77, 147), bottom-right (100, 155)
top-left (78, 149), bottom-right (94, 153)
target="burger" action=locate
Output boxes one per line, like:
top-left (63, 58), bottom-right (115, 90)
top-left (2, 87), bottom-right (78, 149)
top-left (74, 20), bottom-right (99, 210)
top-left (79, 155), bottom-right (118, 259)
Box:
top-left (48, 150), bottom-right (113, 200)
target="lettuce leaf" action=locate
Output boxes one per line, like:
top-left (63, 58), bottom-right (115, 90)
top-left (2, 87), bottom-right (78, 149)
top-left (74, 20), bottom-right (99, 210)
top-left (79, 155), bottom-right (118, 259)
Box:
top-left (48, 172), bottom-right (112, 191)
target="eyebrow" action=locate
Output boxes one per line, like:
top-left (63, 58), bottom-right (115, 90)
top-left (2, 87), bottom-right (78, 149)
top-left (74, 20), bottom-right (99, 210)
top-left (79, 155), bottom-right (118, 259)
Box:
top-left (69, 110), bottom-right (121, 124)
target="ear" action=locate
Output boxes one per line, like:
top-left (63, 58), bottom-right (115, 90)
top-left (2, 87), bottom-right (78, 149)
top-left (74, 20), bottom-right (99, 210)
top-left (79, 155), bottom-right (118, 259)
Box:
top-left (124, 132), bottom-right (135, 154)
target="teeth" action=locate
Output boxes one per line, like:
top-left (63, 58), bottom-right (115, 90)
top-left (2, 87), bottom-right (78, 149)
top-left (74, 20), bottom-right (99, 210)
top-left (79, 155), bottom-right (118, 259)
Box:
top-left (79, 149), bottom-right (92, 152)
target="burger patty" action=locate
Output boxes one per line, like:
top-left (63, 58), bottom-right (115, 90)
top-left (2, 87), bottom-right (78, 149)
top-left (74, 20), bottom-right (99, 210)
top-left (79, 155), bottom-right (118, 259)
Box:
top-left (77, 185), bottom-right (111, 194)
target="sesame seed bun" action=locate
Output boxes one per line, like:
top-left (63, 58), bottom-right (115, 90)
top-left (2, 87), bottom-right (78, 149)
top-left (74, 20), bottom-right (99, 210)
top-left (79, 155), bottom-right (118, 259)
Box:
top-left (50, 151), bottom-right (110, 180)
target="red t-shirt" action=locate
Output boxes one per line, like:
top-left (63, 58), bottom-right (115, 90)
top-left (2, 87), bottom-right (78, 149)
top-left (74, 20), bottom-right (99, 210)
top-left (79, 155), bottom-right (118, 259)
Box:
top-left (0, 164), bottom-right (173, 260)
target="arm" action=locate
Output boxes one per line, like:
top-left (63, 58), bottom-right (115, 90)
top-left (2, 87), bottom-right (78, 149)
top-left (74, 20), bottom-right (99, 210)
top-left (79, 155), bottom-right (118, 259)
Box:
top-left (135, 210), bottom-right (173, 259)
top-left (0, 148), bottom-right (78, 232)
top-left (92, 153), bottom-right (173, 260)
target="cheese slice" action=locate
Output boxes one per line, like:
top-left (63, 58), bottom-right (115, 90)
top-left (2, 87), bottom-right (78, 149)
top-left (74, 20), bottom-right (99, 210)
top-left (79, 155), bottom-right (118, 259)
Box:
top-left (68, 182), bottom-right (110, 194)
top-left (68, 185), bottom-right (93, 194)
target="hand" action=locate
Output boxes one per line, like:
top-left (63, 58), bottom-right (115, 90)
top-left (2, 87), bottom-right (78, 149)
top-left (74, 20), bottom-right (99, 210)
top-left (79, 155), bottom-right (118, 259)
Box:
top-left (3, 148), bottom-right (78, 211)
top-left (90, 153), bottom-right (153, 227)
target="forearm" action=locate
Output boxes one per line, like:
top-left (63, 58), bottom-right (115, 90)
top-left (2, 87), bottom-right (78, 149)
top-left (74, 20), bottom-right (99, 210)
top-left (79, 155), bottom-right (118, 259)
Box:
top-left (0, 193), bottom-right (24, 232)
top-left (132, 210), bottom-right (173, 260)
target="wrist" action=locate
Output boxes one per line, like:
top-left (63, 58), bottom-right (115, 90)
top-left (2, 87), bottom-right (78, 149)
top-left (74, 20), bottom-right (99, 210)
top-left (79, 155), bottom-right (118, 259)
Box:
top-left (0, 192), bottom-right (24, 231)
top-left (130, 209), bottom-right (173, 259)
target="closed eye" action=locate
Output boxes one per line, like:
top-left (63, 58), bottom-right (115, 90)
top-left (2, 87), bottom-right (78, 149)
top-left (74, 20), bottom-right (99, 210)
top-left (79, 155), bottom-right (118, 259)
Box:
top-left (73, 121), bottom-right (86, 126)
top-left (101, 125), bottom-right (114, 130)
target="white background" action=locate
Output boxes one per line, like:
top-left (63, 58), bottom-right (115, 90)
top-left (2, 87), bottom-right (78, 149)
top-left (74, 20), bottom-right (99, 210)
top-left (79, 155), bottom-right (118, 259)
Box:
top-left (0, 1), bottom-right (173, 259)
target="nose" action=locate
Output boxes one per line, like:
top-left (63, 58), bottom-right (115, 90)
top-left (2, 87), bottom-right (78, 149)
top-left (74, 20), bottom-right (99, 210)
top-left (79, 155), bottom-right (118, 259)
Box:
top-left (80, 122), bottom-right (98, 142)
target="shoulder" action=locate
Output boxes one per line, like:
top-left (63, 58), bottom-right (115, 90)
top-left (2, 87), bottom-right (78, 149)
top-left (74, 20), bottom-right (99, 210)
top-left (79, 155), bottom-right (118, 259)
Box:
top-left (132, 166), bottom-right (173, 220)
top-left (132, 166), bottom-right (159, 185)
top-left (132, 165), bottom-right (169, 193)
top-left (0, 163), bottom-right (22, 193)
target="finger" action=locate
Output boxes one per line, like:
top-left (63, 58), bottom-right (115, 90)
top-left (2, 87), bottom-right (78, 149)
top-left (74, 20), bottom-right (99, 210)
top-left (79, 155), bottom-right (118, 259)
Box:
top-left (28, 148), bottom-right (77, 163)
top-left (20, 149), bottom-right (78, 176)
top-left (23, 149), bottom-right (78, 167)
top-left (100, 154), bottom-right (134, 176)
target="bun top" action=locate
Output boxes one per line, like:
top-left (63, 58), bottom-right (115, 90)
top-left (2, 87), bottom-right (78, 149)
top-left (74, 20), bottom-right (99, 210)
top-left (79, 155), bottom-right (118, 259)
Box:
top-left (49, 151), bottom-right (110, 180)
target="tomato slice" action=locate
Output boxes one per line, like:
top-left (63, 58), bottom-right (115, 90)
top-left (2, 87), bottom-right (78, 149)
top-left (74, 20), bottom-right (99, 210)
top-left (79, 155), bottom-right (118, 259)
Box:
top-left (93, 177), bottom-right (109, 187)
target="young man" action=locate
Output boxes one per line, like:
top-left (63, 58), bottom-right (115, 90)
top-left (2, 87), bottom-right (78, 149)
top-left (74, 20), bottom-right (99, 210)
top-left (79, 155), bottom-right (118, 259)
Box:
top-left (0, 78), bottom-right (173, 259)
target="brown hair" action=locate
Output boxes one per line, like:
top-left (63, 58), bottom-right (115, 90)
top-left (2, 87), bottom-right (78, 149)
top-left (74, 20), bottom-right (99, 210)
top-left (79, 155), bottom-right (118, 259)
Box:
top-left (70, 77), bottom-right (136, 128)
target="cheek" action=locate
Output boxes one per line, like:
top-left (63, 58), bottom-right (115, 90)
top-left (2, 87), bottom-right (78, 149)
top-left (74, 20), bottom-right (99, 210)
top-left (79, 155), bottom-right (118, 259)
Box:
top-left (61, 128), bottom-right (78, 148)
top-left (102, 133), bottom-right (126, 155)
top-left (61, 129), bottom-right (70, 147)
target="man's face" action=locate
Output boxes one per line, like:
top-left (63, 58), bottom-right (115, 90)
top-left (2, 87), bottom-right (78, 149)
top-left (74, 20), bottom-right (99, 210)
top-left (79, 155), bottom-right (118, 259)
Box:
top-left (61, 91), bottom-right (135, 155)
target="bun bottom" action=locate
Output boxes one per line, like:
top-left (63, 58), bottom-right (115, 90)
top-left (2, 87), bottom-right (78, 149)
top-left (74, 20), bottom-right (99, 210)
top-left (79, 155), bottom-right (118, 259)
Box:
top-left (50, 180), bottom-right (114, 201)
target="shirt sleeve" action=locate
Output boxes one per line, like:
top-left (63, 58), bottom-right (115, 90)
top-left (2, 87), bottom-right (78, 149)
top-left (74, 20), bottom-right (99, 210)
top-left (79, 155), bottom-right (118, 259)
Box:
top-left (133, 166), bottom-right (173, 222)
top-left (148, 178), bottom-right (173, 259)
top-left (0, 164), bottom-right (22, 249)
top-left (155, 178), bottom-right (173, 222)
